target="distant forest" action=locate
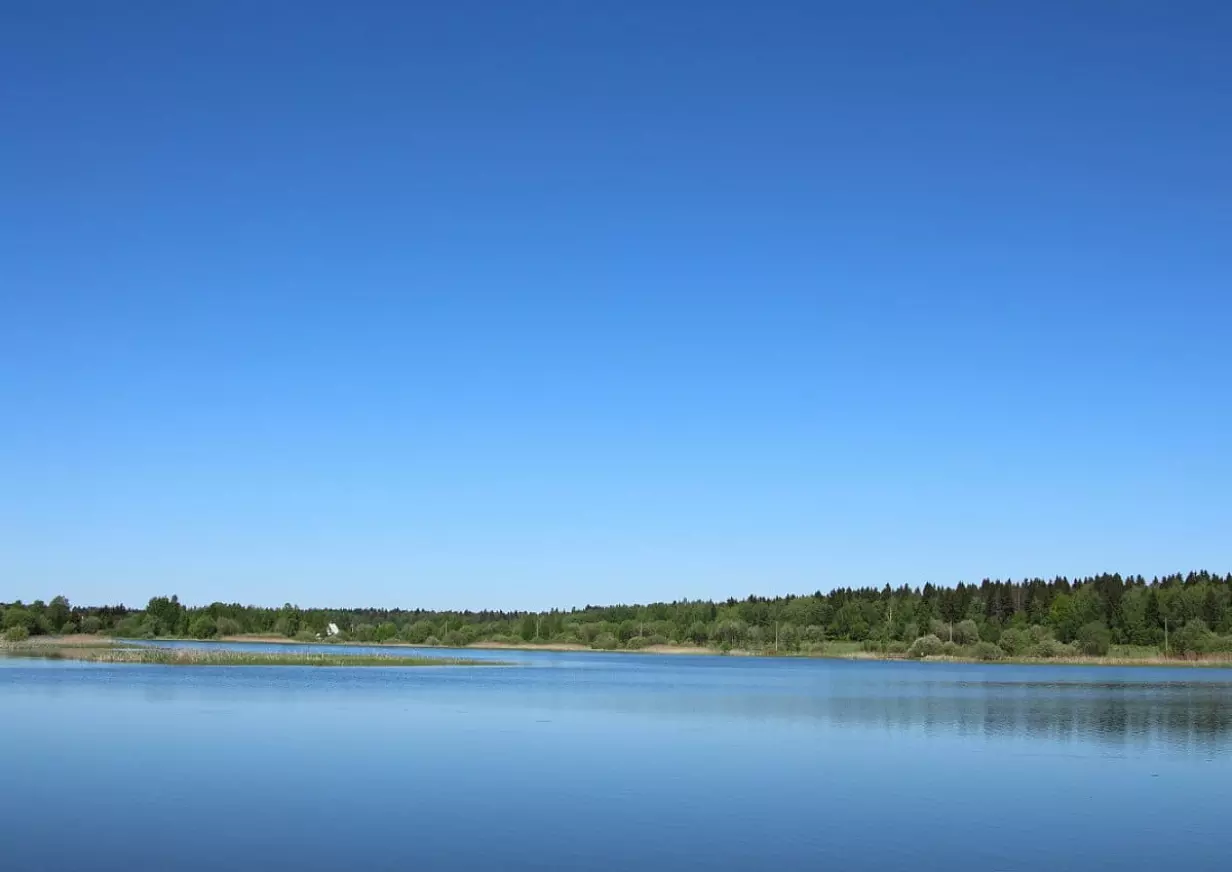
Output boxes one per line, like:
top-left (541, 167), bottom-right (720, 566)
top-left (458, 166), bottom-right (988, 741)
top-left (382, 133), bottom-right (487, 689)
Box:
top-left (5, 571), bottom-right (1232, 659)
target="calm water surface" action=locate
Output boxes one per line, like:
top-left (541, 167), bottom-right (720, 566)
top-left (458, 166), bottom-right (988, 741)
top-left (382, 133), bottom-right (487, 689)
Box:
top-left (3, 643), bottom-right (1231, 871)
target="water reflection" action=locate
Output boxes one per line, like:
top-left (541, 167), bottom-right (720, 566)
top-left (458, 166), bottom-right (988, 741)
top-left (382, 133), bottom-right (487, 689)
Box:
top-left (521, 679), bottom-right (1232, 755)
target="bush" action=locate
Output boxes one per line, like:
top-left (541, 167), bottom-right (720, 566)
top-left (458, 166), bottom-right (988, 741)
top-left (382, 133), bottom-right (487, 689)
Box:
top-left (886, 640), bottom-right (908, 655)
top-left (907, 634), bottom-right (944, 659)
top-left (80, 616), bottom-right (103, 634)
top-left (188, 615), bottom-right (218, 639)
top-left (998, 628), bottom-right (1030, 656)
top-left (294, 629), bottom-right (318, 642)
top-left (590, 633), bottom-right (619, 650)
top-left (1028, 625), bottom-right (1053, 643)
top-left (973, 642), bottom-right (1004, 661)
top-left (626, 635), bottom-right (669, 650)
top-left (1174, 620), bottom-right (1213, 656)
top-left (1076, 621), bottom-right (1112, 656)
top-left (941, 640), bottom-right (961, 657)
top-left (60, 621), bottom-right (77, 635)
top-left (2, 607), bottom-right (34, 632)
top-left (423, 635), bottom-right (441, 647)
top-left (215, 617), bottom-right (242, 637)
top-left (953, 620), bottom-right (981, 645)
top-left (1033, 638), bottom-right (1075, 659)
top-left (4, 625), bottom-right (30, 643)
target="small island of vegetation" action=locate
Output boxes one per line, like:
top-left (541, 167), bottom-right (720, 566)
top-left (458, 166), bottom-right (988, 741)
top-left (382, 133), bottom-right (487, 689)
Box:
top-left (0, 635), bottom-right (493, 667)
top-left (4, 570), bottom-right (1232, 667)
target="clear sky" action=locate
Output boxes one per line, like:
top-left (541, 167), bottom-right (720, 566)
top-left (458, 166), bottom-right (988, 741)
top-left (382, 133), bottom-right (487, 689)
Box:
top-left (2, 2), bottom-right (1229, 610)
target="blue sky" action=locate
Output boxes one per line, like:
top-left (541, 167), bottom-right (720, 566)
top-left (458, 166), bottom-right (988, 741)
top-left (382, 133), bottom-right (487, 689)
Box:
top-left (2, 2), bottom-right (1229, 610)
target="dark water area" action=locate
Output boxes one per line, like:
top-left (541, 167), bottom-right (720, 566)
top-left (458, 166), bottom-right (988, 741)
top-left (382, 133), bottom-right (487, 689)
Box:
top-left (3, 644), bottom-right (1230, 871)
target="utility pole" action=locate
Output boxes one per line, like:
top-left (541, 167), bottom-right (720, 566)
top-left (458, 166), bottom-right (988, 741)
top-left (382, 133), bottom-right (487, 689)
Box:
top-left (1164, 617), bottom-right (1169, 657)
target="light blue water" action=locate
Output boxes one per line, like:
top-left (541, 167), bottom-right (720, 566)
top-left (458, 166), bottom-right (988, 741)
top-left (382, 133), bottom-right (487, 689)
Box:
top-left (2, 644), bottom-right (1230, 871)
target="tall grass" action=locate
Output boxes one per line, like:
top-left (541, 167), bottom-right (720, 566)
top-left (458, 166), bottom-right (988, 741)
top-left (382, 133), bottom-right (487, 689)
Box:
top-left (1, 644), bottom-right (495, 667)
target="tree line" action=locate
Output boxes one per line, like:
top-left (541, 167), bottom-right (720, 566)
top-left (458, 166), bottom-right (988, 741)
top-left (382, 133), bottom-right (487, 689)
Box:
top-left (4, 571), bottom-right (1232, 659)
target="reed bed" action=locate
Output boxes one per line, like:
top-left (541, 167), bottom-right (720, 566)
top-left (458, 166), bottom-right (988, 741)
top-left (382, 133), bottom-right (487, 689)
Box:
top-left (1, 643), bottom-right (495, 667)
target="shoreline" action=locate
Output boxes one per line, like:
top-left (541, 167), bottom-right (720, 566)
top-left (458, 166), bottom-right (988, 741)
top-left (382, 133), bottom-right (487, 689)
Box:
top-left (56, 634), bottom-right (1232, 669)
top-left (0, 636), bottom-right (497, 667)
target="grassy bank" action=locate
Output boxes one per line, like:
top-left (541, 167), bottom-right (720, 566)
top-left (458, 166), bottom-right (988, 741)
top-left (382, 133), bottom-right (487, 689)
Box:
top-left (8, 634), bottom-right (1231, 669)
top-left (0, 638), bottom-right (495, 667)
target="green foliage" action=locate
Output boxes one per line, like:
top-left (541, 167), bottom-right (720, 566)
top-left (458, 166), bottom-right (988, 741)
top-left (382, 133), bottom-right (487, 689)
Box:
top-left (188, 615), bottom-right (218, 639)
top-left (4, 625), bottom-right (30, 642)
top-left (59, 621), bottom-right (77, 635)
top-left (3, 607), bottom-right (35, 633)
top-left (374, 622), bottom-right (398, 643)
top-left (1032, 638), bottom-right (1075, 659)
top-left (997, 628), bottom-right (1030, 656)
top-left (907, 634), bottom-right (944, 658)
top-left (973, 642), bottom-right (1004, 661)
top-left (7, 571), bottom-right (1232, 660)
top-left (953, 620), bottom-right (981, 645)
top-left (146, 596), bottom-right (186, 636)
top-left (47, 596), bottom-right (71, 630)
top-left (1076, 621), bottom-right (1112, 656)
top-left (1174, 620), bottom-right (1212, 656)
top-left (941, 640), bottom-right (961, 657)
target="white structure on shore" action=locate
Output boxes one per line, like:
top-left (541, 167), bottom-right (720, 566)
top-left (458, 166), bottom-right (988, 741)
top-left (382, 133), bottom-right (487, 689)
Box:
top-left (326, 622), bottom-right (340, 637)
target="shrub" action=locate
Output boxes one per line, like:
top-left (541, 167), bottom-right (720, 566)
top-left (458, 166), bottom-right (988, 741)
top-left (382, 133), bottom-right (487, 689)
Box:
top-left (1028, 625), bottom-right (1053, 643)
top-left (60, 621), bottom-right (77, 635)
top-left (294, 629), bottom-right (318, 642)
top-left (907, 634), bottom-right (944, 659)
top-left (1076, 621), bottom-right (1112, 656)
top-left (886, 640), bottom-right (908, 655)
top-left (1033, 638), bottom-right (1075, 659)
top-left (1174, 620), bottom-right (1213, 656)
top-left (953, 620), bottom-right (981, 645)
top-left (941, 640), bottom-right (961, 657)
top-left (188, 615), bottom-right (218, 639)
top-left (80, 616), bottom-right (103, 634)
top-left (215, 617), bottom-right (242, 637)
top-left (590, 633), bottom-right (619, 650)
top-left (2, 607), bottom-right (34, 632)
top-left (979, 623), bottom-right (1002, 643)
top-left (423, 635), bottom-right (441, 647)
top-left (1205, 634), bottom-right (1232, 654)
top-left (974, 642), bottom-right (1004, 661)
top-left (4, 625), bottom-right (30, 643)
top-left (998, 628), bottom-right (1031, 656)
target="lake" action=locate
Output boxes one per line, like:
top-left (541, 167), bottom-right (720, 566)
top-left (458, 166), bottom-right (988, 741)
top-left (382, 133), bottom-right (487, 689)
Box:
top-left (3, 643), bottom-right (1231, 871)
